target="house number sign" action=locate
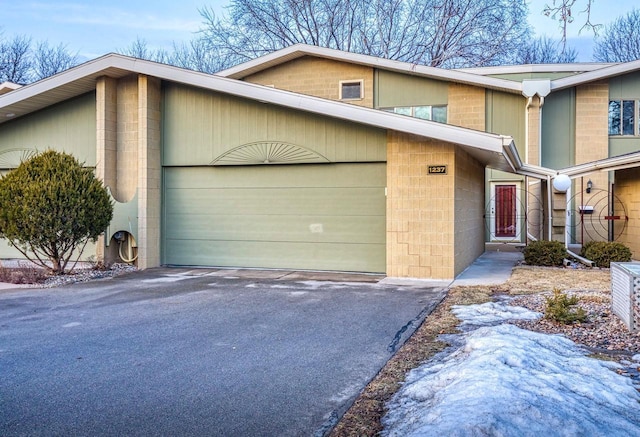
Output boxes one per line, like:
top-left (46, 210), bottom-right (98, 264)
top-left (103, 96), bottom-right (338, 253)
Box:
top-left (428, 165), bottom-right (447, 175)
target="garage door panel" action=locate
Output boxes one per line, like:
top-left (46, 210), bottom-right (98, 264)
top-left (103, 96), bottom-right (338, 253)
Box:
top-left (163, 163), bottom-right (385, 272)
top-left (164, 187), bottom-right (385, 216)
top-left (164, 164), bottom-right (385, 189)
top-left (165, 213), bottom-right (385, 244)
top-left (164, 240), bottom-right (385, 272)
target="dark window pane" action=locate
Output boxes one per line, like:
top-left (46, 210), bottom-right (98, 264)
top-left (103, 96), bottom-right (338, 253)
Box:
top-left (609, 100), bottom-right (621, 135)
top-left (341, 82), bottom-right (361, 99)
top-left (623, 100), bottom-right (635, 135)
top-left (432, 106), bottom-right (447, 123)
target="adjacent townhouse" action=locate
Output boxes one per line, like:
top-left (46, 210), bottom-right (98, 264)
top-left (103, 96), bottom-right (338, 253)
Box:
top-left (0, 44), bottom-right (639, 280)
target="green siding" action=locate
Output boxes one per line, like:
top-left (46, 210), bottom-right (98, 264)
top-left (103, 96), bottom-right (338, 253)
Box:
top-left (0, 92), bottom-right (96, 166)
top-left (163, 163), bottom-right (386, 272)
top-left (609, 72), bottom-right (640, 157)
top-left (162, 83), bottom-right (386, 166)
top-left (485, 90), bottom-right (526, 156)
top-left (609, 71), bottom-right (640, 99)
top-left (610, 138), bottom-right (640, 157)
top-left (375, 69), bottom-right (448, 108)
top-left (542, 88), bottom-right (575, 169)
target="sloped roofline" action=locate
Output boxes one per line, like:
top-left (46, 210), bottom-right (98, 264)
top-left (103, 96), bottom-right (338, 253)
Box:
top-left (217, 44), bottom-right (640, 96)
top-left (0, 53), bottom-right (519, 173)
top-left (215, 44), bottom-right (523, 94)
top-left (456, 63), bottom-right (616, 76)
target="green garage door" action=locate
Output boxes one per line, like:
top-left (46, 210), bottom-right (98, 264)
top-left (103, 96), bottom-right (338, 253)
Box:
top-left (163, 163), bottom-right (386, 272)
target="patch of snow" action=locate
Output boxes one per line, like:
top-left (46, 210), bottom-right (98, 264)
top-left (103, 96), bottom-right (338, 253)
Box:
top-left (383, 302), bottom-right (640, 436)
top-left (451, 301), bottom-right (542, 327)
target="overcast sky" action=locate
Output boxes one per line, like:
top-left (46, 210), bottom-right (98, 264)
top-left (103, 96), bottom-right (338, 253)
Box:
top-left (1, 0), bottom-right (638, 63)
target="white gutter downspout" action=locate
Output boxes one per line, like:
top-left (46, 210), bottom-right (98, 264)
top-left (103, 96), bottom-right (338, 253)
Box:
top-left (538, 96), bottom-right (545, 166)
top-left (547, 175), bottom-right (553, 240)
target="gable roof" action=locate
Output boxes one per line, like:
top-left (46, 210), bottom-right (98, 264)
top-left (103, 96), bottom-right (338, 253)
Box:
top-left (217, 44), bottom-right (640, 97)
top-left (0, 53), bottom-right (519, 174)
top-left (216, 44), bottom-right (524, 95)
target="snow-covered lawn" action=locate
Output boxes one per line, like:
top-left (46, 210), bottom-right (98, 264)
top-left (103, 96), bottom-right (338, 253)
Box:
top-left (383, 301), bottom-right (640, 436)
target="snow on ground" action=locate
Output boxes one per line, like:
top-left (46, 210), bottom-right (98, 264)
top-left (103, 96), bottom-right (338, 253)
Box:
top-left (383, 300), bottom-right (640, 437)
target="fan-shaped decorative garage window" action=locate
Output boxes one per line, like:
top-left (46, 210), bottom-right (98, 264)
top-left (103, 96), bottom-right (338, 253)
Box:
top-left (211, 142), bottom-right (330, 166)
top-left (0, 148), bottom-right (38, 169)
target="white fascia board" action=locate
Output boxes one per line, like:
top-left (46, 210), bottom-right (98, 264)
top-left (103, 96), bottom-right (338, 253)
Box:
top-left (557, 152), bottom-right (640, 178)
top-left (551, 59), bottom-right (640, 91)
top-left (0, 54), bottom-right (511, 160)
top-left (457, 63), bottom-right (615, 76)
top-left (502, 140), bottom-right (557, 178)
top-left (0, 55), bottom-right (118, 108)
top-left (216, 44), bottom-right (522, 94)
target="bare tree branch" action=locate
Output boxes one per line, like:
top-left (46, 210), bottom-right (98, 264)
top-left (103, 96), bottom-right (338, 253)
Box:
top-left (593, 8), bottom-right (640, 62)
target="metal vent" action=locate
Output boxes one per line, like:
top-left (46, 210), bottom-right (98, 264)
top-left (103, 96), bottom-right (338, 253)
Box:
top-left (611, 263), bottom-right (640, 332)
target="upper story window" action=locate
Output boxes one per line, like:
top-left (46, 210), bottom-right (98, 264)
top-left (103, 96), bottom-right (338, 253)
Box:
top-left (339, 80), bottom-right (364, 100)
top-left (609, 100), bottom-right (638, 136)
top-left (381, 105), bottom-right (447, 123)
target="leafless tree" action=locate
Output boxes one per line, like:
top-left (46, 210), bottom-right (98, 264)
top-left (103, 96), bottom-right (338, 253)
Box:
top-left (542, 0), bottom-right (600, 53)
top-left (197, 0), bottom-right (531, 69)
top-left (118, 37), bottom-right (171, 64)
top-left (517, 36), bottom-right (578, 64)
top-left (593, 9), bottom-right (640, 62)
top-left (31, 42), bottom-right (79, 81)
top-left (0, 31), bottom-right (80, 84)
top-left (0, 35), bottom-right (32, 84)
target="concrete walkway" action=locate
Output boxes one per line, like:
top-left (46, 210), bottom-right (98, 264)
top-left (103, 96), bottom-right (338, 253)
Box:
top-left (451, 251), bottom-right (523, 286)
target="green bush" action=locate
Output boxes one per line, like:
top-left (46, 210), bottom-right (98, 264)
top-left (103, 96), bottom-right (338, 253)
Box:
top-left (544, 288), bottom-right (588, 324)
top-left (0, 150), bottom-right (113, 274)
top-left (523, 240), bottom-right (567, 266)
top-left (580, 241), bottom-right (632, 268)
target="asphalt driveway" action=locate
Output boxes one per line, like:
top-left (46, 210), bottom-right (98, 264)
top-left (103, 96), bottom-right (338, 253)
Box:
top-left (0, 268), bottom-right (445, 436)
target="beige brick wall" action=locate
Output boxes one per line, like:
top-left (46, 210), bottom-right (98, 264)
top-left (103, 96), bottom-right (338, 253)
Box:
top-left (447, 83), bottom-right (485, 131)
top-left (116, 75), bottom-right (139, 203)
top-left (137, 75), bottom-right (162, 270)
top-left (575, 81), bottom-right (610, 243)
top-left (454, 148), bottom-right (485, 275)
top-left (95, 76), bottom-right (118, 263)
top-left (243, 56), bottom-right (374, 108)
top-left (526, 96), bottom-right (541, 166)
top-left (615, 168), bottom-right (640, 257)
top-left (387, 131), bottom-right (457, 279)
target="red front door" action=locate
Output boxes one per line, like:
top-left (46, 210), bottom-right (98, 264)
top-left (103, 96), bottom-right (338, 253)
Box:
top-left (495, 185), bottom-right (517, 238)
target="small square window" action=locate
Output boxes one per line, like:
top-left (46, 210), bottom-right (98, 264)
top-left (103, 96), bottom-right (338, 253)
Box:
top-left (340, 80), bottom-right (363, 100)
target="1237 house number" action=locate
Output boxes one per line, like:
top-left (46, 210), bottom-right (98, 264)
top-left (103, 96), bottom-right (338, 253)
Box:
top-left (428, 165), bottom-right (447, 175)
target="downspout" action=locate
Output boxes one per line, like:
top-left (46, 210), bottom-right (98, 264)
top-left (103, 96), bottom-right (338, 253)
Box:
top-left (538, 96), bottom-right (545, 166)
top-left (547, 175), bottom-right (553, 240)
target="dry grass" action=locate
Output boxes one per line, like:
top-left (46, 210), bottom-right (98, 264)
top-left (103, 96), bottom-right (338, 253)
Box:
top-left (504, 266), bottom-right (610, 294)
top-left (330, 266), bottom-right (613, 437)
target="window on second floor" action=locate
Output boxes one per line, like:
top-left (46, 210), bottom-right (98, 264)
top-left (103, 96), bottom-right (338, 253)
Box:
top-left (381, 105), bottom-right (447, 123)
top-left (339, 80), bottom-right (364, 100)
top-left (609, 100), bottom-right (638, 136)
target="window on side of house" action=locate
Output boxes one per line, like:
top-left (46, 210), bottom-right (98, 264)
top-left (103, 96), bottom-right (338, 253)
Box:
top-left (382, 105), bottom-right (448, 123)
top-left (339, 80), bottom-right (364, 100)
top-left (609, 99), bottom-right (638, 136)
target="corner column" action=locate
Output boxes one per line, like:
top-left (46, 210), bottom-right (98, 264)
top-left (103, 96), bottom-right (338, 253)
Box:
top-left (137, 75), bottom-right (162, 269)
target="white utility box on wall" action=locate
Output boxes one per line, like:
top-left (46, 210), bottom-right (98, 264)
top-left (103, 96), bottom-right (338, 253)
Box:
top-left (610, 262), bottom-right (640, 332)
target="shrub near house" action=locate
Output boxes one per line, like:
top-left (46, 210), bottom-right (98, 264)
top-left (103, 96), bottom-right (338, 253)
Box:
top-left (0, 150), bottom-right (113, 274)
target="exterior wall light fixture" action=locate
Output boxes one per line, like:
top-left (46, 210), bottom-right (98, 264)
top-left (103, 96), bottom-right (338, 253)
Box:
top-left (586, 179), bottom-right (593, 193)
